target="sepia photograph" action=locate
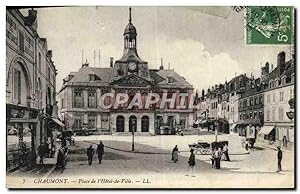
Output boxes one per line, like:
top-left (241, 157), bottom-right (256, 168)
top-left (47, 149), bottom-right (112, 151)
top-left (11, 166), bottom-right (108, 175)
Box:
top-left (5, 5), bottom-right (295, 189)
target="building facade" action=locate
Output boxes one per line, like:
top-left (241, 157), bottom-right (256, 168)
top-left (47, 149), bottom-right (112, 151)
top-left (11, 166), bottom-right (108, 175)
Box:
top-left (57, 8), bottom-right (195, 135)
top-left (6, 8), bottom-right (58, 171)
top-left (197, 74), bottom-right (248, 134)
top-left (238, 77), bottom-right (264, 137)
top-left (258, 52), bottom-right (295, 147)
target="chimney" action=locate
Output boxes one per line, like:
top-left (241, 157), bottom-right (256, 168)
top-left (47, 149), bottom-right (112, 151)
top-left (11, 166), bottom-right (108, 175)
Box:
top-left (202, 89), bottom-right (205, 98)
top-left (278, 51), bottom-right (286, 74)
top-left (160, 58), bottom-right (164, 70)
top-left (265, 62), bottom-right (269, 73)
top-left (25, 9), bottom-right (37, 28)
top-left (261, 62), bottom-right (269, 82)
top-left (110, 57), bottom-right (114, 68)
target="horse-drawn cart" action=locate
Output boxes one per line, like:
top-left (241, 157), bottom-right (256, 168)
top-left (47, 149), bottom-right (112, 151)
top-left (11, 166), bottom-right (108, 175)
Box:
top-left (188, 141), bottom-right (229, 155)
top-left (188, 141), bottom-right (211, 155)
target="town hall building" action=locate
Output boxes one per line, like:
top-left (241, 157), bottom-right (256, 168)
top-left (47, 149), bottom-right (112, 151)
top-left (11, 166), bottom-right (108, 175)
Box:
top-left (57, 8), bottom-right (195, 135)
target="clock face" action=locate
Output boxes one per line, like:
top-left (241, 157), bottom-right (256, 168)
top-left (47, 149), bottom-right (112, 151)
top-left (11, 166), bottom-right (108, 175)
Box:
top-left (128, 62), bottom-right (137, 72)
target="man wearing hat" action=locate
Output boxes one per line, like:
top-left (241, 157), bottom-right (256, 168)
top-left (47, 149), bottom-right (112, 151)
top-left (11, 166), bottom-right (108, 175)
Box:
top-left (87, 144), bottom-right (95, 165)
top-left (96, 141), bottom-right (105, 164)
top-left (277, 146), bottom-right (282, 172)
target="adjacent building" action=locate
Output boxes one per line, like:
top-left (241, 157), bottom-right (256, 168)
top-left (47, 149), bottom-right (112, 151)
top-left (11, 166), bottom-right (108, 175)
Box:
top-left (258, 52), bottom-right (295, 147)
top-left (6, 8), bottom-right (59, 171)
top-left (197, 51), bottom-right (295, 148)
top-left (197, 74), bottom-right (248, 134)
top-left (238, 77), bottom-right (264, 137)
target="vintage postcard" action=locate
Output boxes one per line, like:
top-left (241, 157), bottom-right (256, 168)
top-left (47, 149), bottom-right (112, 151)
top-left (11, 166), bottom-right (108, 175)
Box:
top-left (6, 6), bottom-right (295, 189)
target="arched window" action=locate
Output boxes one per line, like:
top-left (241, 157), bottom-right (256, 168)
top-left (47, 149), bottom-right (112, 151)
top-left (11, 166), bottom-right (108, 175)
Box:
top-left (129, 115), bottom-right (137, 132)
top-left (141, 116), bottom-right (149, 132)
top-left (116, 115), bottom-right (125, 132)
top-left (12, 61), bottom-right (31, 106)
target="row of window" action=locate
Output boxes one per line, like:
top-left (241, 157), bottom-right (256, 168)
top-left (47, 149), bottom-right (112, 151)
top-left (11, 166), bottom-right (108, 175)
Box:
top-left (269, 75), bottom-right (293, 89)
top-left (73, 90), bottom-right (97, 108)
top-left (240, 95), bottom-right (263, 108)
top-left (18, 30), bottom-right (54, 85)
top-left (266, 107), bottom-right (285, 121)
top-left (73, 114), bottom-right (109, 129)
top-left (266, 89), bottom-right (294, 104)
top-left (239, 111), bottom-right (263, 120)
top-left (211, 101), bottom-right (218, 109)
top-left (38, 52), bottom-right (55, 85)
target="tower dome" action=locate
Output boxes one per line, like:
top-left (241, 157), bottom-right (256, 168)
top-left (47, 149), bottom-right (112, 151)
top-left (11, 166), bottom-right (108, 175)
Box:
top-left (123, 7), bottom-right (137, 35)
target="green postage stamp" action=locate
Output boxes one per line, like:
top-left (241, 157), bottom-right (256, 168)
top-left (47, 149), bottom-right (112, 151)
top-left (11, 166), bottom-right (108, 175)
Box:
top-left (245, 6), bottom-right (293, 45)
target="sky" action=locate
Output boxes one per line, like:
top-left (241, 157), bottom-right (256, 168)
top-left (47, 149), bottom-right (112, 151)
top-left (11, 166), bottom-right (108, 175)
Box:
top-left (22, 6), bottom-right (293, 92)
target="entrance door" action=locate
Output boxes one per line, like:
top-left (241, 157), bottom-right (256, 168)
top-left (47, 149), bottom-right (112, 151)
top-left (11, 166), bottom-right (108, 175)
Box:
top-left (116, 116), bottom-right (125, 132)
top-left (167, 116), bottom-right (174, 128)
top-left (129, 115), bottom-right (137, 132)
top-left (141, 116), bottom-right (149, 132)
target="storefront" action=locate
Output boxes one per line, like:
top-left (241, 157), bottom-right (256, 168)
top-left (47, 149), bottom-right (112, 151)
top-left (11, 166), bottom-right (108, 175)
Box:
top-left (6, 104), bottom-right (39, 172)
top-left (257, 125), bottom-right (275, 144)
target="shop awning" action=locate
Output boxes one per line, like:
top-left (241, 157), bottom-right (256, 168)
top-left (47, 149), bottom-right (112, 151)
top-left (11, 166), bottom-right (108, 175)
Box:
top-left (258, 126), bottom-right (274, 135)
top-left (9, 118), bottom-right (38, 123)
top-left (51, 118), bottom-right (65, 128)
top-left (194, 120), bottom-right (201, 124)
top-left (231, 124), bottom-right (237, 129)
top-left (200, 120), bottom-right (207, 124)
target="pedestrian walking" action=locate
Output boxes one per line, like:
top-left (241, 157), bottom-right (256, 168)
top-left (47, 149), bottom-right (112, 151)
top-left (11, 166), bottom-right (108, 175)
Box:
top-left (171, 145), bottom-right (179, 163)
top-left (223, 144), bottom-right (230, 161)
top-left (245, 140), bottom-right (249, 151)
top-left (46, 137), bottom-right (54, 157)
top-left (37, 143), bottom-right (45, 165)
top-left (215, 147), bottom-right (222, 169)
top-left (283, 136), bottom-right (288, 148)
top-left (187, 149), bottom-right (196, 177)
top-left (56, 146), bottom-right (65, 168)
top-left (96, 141), bottom-right (104, 164)
top-left (87, 144), bottom-right (95, 165)
top-left (211, 148), bottom-right (216, 168)
top-left (276, 146), bottom-right (283, 172)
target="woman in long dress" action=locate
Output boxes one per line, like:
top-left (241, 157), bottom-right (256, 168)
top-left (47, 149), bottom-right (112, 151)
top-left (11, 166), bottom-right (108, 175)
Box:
top-left (171, 145), bottom-right (179, 163)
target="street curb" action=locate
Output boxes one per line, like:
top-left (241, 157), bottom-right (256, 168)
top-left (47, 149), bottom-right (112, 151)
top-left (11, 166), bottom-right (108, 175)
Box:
top-left (83, 140), bottom-right (250, 156)
top-left (256, 143), bottom-right (293, 153)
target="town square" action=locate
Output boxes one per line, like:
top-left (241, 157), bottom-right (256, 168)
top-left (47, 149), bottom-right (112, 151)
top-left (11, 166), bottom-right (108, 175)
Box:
top-left (6, 6), bottom-right (295, 189)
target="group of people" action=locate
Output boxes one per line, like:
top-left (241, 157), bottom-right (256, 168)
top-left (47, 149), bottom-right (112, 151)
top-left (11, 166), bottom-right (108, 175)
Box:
top-left (86, 141), bottom-right (105, 165)
top-left (211, 144), bottom-right (230, 169)
top-left (171, 143), bottom-right (231, 175)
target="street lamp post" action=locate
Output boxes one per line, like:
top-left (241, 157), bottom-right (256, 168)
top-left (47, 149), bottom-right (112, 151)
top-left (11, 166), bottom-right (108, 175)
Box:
top-left (215, 120), bottom-right (218, 142)
top-left (131, 120), bottom-right (135, 151)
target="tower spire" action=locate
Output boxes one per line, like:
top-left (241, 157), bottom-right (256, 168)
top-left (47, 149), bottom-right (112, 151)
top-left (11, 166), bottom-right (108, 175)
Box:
top-left (129, 7), bottom-right (132, 23)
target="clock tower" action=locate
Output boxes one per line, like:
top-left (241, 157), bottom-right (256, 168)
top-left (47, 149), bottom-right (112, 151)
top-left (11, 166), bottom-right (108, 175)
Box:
top-left (113, 7), bottom-right (151, 81)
